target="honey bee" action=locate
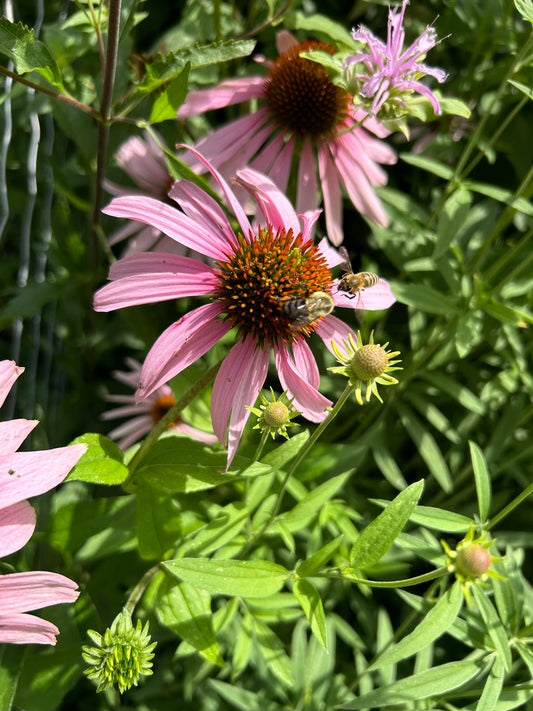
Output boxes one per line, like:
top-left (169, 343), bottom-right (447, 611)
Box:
top-left (280, 290), bottom-right (335, 326)
top-left (337, 247), bottom-right (379, 300)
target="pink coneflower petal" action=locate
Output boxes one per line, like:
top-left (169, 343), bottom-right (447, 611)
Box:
top-left (107, 415), bottom-right (153, 450)
top-left (178, 76), bottom-right (265, 119)
top-left (300, 210), bottom-right (322, 241)
top-left (175, 423), bottom-right (218, 446)
top-left (318, 148), bottom-right (343, 246)
top-left (0, 444), bottom-right (87, 509)
top-left (275, 346), bottom-right (331, 422)
top-left (266, 136), bottom-right (295, 196)
top-left (315, 314), bottom-right (358, 356)
top-left (0, 613), bottom-right (61, 645)
top-left (234, 168), bottom-right (301, 236)
top-left (0, 419), bottom-right (38, 455)
top-left (137, 303), bottom-right (230, 401)
top-left (0, 571), bottom-right (79, 615)
top-left (103, 196), bottom-right (228, 259)
top-left (0, 500), bottom-right (36, 557)
top-left (292, 340), bottom-right (320, 390)
top-left (318, 237), bottom-right (344, 270)
top-left (296, 138), bottom-right (318, 216)
top-left (108, 253), bottom-right (215, 280)
top-left (115, 134), bottom-right (169, 193)
top-left (211, 337), bottom-right (270, 467)
top-left (0, 361), bottom-right (24, 407)
top-left (249, 132), bottom-right (286, 175)
top-left (333, 278), bottom-right (396, 310)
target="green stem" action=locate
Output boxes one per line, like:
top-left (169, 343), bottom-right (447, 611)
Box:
top-left (124, 564), bottom-right (161, 616)
top-left (487, 482), bottom-right (533, 531)
top-left (92, 0), bottom-right (122, 268)
top-left (323, 566), bottom-right (449, 589)
top-left (252, 428), bottom-right (270, 463)
top-left (0, 65), bottom-right (98, 117)
top-left (124, 361), bottom-right (222, 488)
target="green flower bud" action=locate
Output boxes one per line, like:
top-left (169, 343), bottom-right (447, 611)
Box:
top-left (351, 344), bottom-right (389, 380)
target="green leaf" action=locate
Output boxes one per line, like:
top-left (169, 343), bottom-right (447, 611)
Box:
top-left (291, 11), bottom-right (354, 45)
top-left (163, 558), bottom-right (289, 598)
top-left (296, 536), bottom-right (344, 577)
top-left (350, 480), bottom-right (424, 569)
top-left (370, 581), bottom-right (463, 669)
top-left (471, 585), bottom-right (512, 673)
top-left (292, 579), bottom-right (328, 651)
top-left (180, 503), bottom-right (249, 558)
top-left (422, 372), bottom-right (486, 415)
top-left (0, 646), bottom-right (24, 711)
top-left (157, 579), bottom-right (223, 665)
top-left (408, 505), bottom-right (473, 533)
top-left (66, 433), bottom-right (128, 485)
top-left (0, 18), bottom-right (64, 88)
top-left (390, 282), bottom-right (460, 315)
top-left (514, 0), bottom-right (533, 22)
top-left (250, 616), bottom-right (293, 687)
top-left (508, 78), bottom-right (533, 100)
top-left (469, 441), bottom-right (492, 523)
top-left (400, 153), bottom-right (454, 180)
top-left (261, 431), bottom-right (310, 470)
top-left (475, 657), bottom-right (505, 711)
top-left (149, 63), bottom-right (190, 123)
top-left (434, 187), bottom-right (473, 258)
top-left (397, 405), bottom-right (453, 492)
top-left (135, 483), bottom-right (182, 560)
top-left (209, 679), bottom-right (285, 711)
top-left (463, 179), bottom-right (533, 217)
top-left (277, 471), bottom-right (352, 532)
top-left (481, 299), bottom-right (533, 326)
top-left (135, 438), bottom-right (271, 493)
top-left (339, 660), bottom-right (482, 709)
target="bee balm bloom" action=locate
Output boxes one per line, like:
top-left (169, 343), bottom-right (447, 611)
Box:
top-left (0, 360), bottom-right (87, 645)
top-left (94, 148), bottom-right (395, 467)
top-left (177, 32), bottom-right (397, 245)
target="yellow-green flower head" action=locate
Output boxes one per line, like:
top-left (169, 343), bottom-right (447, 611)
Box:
top-left (82, 610), bottom-right (156, 694)
top-left (247, 388), bottom-right (300, 440)
top-left (442, 528), bottom-right (503, 604)
top-left (329, 331), bottom-right (401, 405)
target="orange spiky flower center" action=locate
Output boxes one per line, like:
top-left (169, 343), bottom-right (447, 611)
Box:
top-left (213, 226), bottom-right (333, 346)
top-left (264, 40), bottom-right (351, 138)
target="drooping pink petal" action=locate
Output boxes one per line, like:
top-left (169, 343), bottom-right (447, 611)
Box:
top-left (107, 415), bottom-right (153, 450)
top-left (169, 181), bottom-right (238, 251)
top-left (114, 134), bottom-right (169, 194)
top-left (177, 145), bottom-right (253, 239)
top-left (292, 340), bottom-right (320, 390)
top-left (94, 271), bottom-right (217, 312)
top-left (296, 138), bottom-right (318, 217)
top-left (318, 146), bottom-right (343, 246)
top-left (0, 613), bottom-right (60, 645)
top-left (317, 237), bottom-right (345, 270)
top-left (0, 443), bottom-right (87, 510)
top-left (234, 168), bottom-right (301, 236)
top-left (300, 210), bottom-right (322, 242)
top-left (267, 135), bottom-right (295, 196)
top-left (333, 278), bottom-right (396, 310)
top-left (249, 132), bottom-right (286, 176)
top-left (103, 196), bottom-right (229, 259)
top-left (0, 571), bottom-right (79, 615)
top-left (137, 303), bottom-right (231, 401)
top-left (275, 346), bottom-right (331, 422)
top-left (0, 419), bottom-right (38, 456)
top-left (174, 423), bottom-right (218, 446)
top-left (0, 500), bottom-right (36, 557)
top-left (0, 361), bottom-right (24, 408)
top-left (211, 337), bottom-right (269, 468)
top-left (315, 314), bottom-right (358, 357)
top-left (177, 77), bottom-right (265, 119)
top-left (108, 253), bottom-right (217, 280)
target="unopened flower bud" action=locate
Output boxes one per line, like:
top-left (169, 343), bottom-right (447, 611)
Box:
top-left (351, 344), bottom-right (389, 380)
top-left (263, 401), bottom-right (290, 428)
top-left (455, 544), bottom-right (492, 579)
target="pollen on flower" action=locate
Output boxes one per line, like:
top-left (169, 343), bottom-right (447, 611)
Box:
top-left (213, 226), bottom-right (332, 345)
top-left (264, 40), bottom-right (351, 138)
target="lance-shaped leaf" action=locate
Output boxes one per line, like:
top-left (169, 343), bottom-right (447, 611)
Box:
top-left (292, 578), bottom-right (327, 651)
top-left (164, 558), bottom-right (289, 598)
top-left (469, 441), bottom-right (492, 523)
top-left (369, 581), bottom-right (464, 669)
top-left (350, 480), bottom-right (424, 569)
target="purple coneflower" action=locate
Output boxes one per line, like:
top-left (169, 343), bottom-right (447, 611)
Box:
top-left (177, 32), bottom-right (397, 246)
top-left (94, 148), bottom-right (395, 467)
top-left (347, 0), bottom-right (448, 119)
top-left (102, 358), bottom-right (218, 449)
top-left (0, 360), bottom-right (87, 645)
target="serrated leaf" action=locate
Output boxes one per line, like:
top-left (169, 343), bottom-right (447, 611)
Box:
top-left (66, 433), bottom-right (128, 485)
top-left (164, 558), bottom-right (288, 598)
top-left (390, 282), bottom-right (460, 315)
top-left (292, 12), bottom-right (354, 46)
top-left (292, 579), bottom-right (328, 651)
top-left (135, 438), bottom-right (270, 493)
top-left (469, 441), bottom-right (492, 523)
top-left (297, 536), bottom-right (344, 577)
top-left (350, 480), bottom-right (424, 569)
top-left (149, 63), bottom-right (189, 123)
top-left (339, 660), bottom-right (482, 709)
top-left (157, 579), bottom-right (223, 665)
top-left (370, 581), bottom-right (463, 670)
top-left (0, 18), bottom-right (64, 88)
top-left (471, 585), bottom-right (512, 672)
